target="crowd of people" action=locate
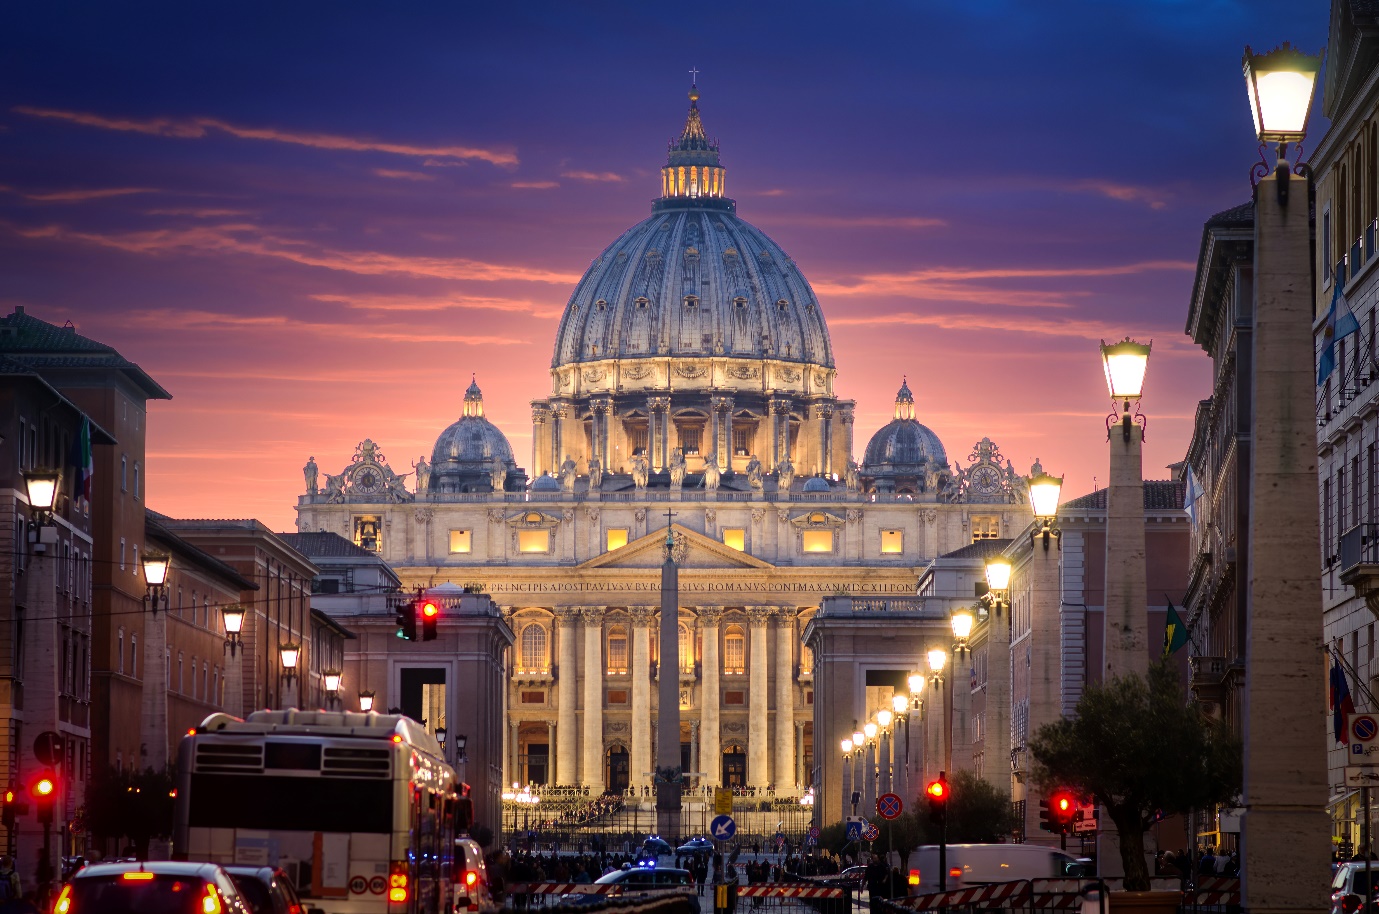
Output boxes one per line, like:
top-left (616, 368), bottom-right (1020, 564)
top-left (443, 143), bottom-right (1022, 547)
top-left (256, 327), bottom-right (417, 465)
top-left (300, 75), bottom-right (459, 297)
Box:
top-left (1155, 847), bottom-right (1240, 879)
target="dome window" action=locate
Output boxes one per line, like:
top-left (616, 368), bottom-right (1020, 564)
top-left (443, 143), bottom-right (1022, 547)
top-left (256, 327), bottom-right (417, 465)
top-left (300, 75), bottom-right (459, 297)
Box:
top-left (635, 297), bottom-right (649, 310)
top-left (684, 296), bottom-right (699, 309)
top-left (777, 299), bottom-right (789, 312)
top-left (733, 297), bottom-right (747, 310)
top-left (596, 300), bottom-right (607, 311)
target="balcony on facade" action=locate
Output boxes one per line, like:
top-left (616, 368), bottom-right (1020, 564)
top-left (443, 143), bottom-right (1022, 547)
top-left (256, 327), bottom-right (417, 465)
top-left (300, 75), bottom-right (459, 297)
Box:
top-left (1340, 523), bottom-right (1379, 617)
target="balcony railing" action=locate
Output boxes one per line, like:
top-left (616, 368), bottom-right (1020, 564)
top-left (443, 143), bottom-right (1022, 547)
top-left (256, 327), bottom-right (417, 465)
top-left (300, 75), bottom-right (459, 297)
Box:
top-left (1341, 524), bottom-right (1379, 576)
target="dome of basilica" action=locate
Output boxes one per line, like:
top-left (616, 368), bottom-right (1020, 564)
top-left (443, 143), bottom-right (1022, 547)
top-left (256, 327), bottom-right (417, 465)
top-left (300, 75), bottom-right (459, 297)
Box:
top-left (428, 378), bottom-right (517, 493)
top-left (863, 379), bottom-right (947, 470)
top-left (550, 88), bottom-right (833, 373)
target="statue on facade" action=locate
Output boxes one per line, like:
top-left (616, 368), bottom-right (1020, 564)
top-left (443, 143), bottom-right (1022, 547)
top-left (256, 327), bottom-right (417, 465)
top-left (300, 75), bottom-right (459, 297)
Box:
top-left (413, 456), bottom-right (431, 495)
top-left (631, 454), bottom-right (650, 490)
top-left (387, 471), bottom-right (413, 502)
top-left (490, 455), bottom-right (507, 492)
top-left (702, 450), bottom-right (721, 491)
top-left (588, 454), bottom-right (603, 491)
top-left (324, 473), bottom-right (346, 503)
top-left (303, 456), bottom-right (319, 495)
top-left (745, 455), bottom-right (763, 490)
top-left (844, 459), bottom-right (859, 492)
top-left (669, 447), bottom-right (686, 488)
top-left (777, 453), bottom-right (795, 492)
top-left (560, 454), bottom-right (578, 492)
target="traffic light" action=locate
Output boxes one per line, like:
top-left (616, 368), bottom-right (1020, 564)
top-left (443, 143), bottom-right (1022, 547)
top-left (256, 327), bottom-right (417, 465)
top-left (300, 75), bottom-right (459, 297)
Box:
top-left (1, 788), bottom-right (14, 830)
top-left (395, 601), bottom-right (417, 641)
top-left (925, 773), bottom-right (948, 829)
top-left (1038, 798), bottom-right (1052, 832)
top-left (31, 771), bottom-right (56, 824)
top-left (1053, 793), bottom-right (1075, 831)
top-left (420, 599), bottom-right (440, 641)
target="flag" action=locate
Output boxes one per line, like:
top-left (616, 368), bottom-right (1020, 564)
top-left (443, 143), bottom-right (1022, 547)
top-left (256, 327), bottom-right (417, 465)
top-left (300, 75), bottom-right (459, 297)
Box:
top-left (1319, 264), bottom-right (1361, 385)
top-left (68, 416), bottom-right (91, 502)
top-left (1162, 598), bottom-right (1188, 659)
top-left (1331, 656), bottom-right (1357, 744)
top-left (1184, 466), bottom-right (1203, 525)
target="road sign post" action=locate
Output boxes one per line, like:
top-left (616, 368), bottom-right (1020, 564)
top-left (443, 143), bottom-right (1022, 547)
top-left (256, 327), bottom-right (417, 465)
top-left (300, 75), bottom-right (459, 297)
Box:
top-left (710, 814), bottom-right (737, 842)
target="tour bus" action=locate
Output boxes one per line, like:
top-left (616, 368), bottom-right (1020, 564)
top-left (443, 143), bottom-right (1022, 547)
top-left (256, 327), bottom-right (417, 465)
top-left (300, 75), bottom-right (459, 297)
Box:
top-left (174, 710), bottom-right (465, 914)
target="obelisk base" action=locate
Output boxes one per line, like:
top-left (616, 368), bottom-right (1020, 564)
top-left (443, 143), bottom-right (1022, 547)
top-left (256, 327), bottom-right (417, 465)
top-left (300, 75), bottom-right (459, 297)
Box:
top-left (656, 783), bottom-right (683, 842)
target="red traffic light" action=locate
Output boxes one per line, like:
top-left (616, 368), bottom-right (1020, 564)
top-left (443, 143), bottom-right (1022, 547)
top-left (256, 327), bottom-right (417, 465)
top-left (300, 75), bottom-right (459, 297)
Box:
top-left (925, 779), bottom-right (946, 800)
top-left (32, 777), bottom-right (54, 798)
top-left (1057, 796), bottom-right (1071, 812)
top-left (421, 601), bottom-right (439, 619)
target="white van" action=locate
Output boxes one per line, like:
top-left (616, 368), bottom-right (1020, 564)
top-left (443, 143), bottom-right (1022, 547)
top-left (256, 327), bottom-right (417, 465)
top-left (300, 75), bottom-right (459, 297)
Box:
top-left (454, 837), bottom-right (492, 911)
top-left (907, 844), bottom-right (1089, 893)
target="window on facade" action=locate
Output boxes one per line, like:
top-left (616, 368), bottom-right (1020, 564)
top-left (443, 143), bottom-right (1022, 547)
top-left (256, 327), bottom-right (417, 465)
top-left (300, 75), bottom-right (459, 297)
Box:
top-left (121, 455), bottom-right (127, 492)
top-left (449, 530), bottom-right (472, 554)
top-left (679, 425), bottom-right (703, 456)
top-left (130, 634), bottom-right (137, 679)
top-left (119, 538), bottom-right (126, 571)
top-left (134, 462), bottom-right (140, 499)
top-left (177, 653), bottom-right (184, 694)
top-left (607, 627), bottom-right (628, 675)
top-left (801, 530), bottom-right (833, 553)
top-left (212, 668), bottom-right (219, 706)
top-left (117, 628), bottom-right (125, 675)
top-left (679, 622), bottom-right (694, 673)
top-left (723, 529), bottom-right (745, 551)
top-left (732, 424), bottom-right (753, 457)
top-left (520, 623), bottom-right (549, 674)
top-left (518, 530), bottom-right (549, 554)
top-left (606, 528), bottom-right (629, 552)
top-left (800, 642), bottom-right (813, 675)
top-left (132, 544), bottom-right (138, 577)
top-left (880, 530), bottom-right (903, 554)
top-left (724, 625), bottom-right (745, 674)
top-left (971, 515), bottom-right (1000, 541)
top-left (1324, 207), bottom-right (1332, 285)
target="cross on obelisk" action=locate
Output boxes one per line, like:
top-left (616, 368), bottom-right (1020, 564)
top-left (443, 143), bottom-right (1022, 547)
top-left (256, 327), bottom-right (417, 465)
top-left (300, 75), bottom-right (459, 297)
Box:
top-left (656, 506), bottom-right (683, 839)
top-left (688, 66), bottom-right (699, 86)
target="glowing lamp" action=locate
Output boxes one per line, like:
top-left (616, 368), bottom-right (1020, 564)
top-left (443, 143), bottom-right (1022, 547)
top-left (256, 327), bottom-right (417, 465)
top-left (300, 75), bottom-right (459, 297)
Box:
top-left (222, 604), bottom-right (246, 635)
top-left (1101, 338), bottom-right (1152, 403)
top-left (1029, 471), bottom-right (1064, 523)
top-left (877, 709), bottom-right (892, 729)
top-left (141, 550), bottom-right (171, 588)
top-left (892, 694), bottom-right (908, 714)
top-left (841, 739), bottom-right (853, 755)
top-left (984, 558), bottom-right (1012, 593)
top-left (863, 722), bottom-right (878, 741)
top-left (324, 669), bottom-right (342, 695)
top-left (279, 643), bottom-right (300, 670)
top-left (907, 673), bottom-right (924, 694)
top-left (22, 468), bottom-right (60, 515)
top-left (359, 689), bottom-right (376, 712)
top-left (950, 610), bottom-right (974, 641)
top-left (1243, 43), bottom-right (1323, 144)
top-left (927, 649), bottom-right (947, 674)
top-left (852, 729), bottom-right (864, 747)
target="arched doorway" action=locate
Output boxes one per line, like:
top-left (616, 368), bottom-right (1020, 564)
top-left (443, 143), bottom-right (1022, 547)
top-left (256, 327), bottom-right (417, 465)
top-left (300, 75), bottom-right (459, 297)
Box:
top-left (722, 744), bottom-right (746, 788)
top-left (606, 746), bottom-right (630, 794)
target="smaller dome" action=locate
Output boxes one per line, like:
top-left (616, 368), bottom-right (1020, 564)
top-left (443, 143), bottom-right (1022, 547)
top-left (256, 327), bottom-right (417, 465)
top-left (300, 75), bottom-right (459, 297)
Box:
top-left (863, 378), bottom-right (947, 470)
top-left (428, 378), bottom-right (516, 493)
top-left (531, 474), bottom-right (560, 492)
top-left (802, 476), bottom-right (831, 493)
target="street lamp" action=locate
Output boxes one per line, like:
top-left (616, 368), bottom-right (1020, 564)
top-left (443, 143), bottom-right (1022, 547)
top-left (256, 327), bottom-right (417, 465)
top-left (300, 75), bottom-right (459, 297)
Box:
top-left (22, 468), bottom-right (61, 528)
top-left (358, 689), bottom-right (376, 712)
top-left (1243, 43), bottom-right (1323, 202)
top-left (877, 708), bottom-right (893, 735)
top-left (1028, 466), bottom-right (1063, 549)
top-left (863, 721), bottom-right (878, 745)
top-left (279, 643), bottom-right (300, 684)
top-left (141, 549), bottom-right (171, 613)
top-left (851, 728), bottom-right (864, 754)
top-left (324, 669), bottom-right (342, 708)
top-left (221, 604), bottom-right (246, 657)
top-left (907, 673), bottom-right (925, 711)
top-left (841, 738), bottom-right (853, 756)
top-left (436, 726), bottom-right (447, 749)
top-left (892, 694), bottom-right (908, 717)
top-left (1101, 338), bottom-right (1151, 442)
top-left (950, 610), bottom-right (974, 654)
top-left (927, 648), bottom-right (947, 685)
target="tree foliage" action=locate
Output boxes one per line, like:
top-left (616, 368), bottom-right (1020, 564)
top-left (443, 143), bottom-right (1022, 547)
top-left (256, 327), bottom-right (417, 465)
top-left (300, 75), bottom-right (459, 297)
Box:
top-left (86, 765), bottom-right (176, 858)
top-left (866, 811), bottom-right (925, 870)
top-left (1028, 660), bottom-right (1241, 891)
top-left (943, 769), bottom-right (1015, 843)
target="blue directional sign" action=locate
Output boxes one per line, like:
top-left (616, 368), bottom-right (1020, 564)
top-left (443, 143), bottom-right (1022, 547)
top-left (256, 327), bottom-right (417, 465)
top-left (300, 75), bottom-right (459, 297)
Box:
top-left (710, 814), bottom-right (737, 841)
top-left (845, 820), bottom-right (863, 841)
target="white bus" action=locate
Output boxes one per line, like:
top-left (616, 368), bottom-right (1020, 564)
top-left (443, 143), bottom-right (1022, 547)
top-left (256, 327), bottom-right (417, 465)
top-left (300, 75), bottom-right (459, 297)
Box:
top-left (174, 710), bottom-right (466, 914)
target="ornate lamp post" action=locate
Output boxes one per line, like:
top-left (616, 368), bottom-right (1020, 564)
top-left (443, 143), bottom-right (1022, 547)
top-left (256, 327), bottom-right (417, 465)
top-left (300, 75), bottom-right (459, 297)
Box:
top-left (358, 689), bottom-right (376, 712)
top-left (840, 738), bottom-right (854, 816)
top-left (1238, 40), bottom-right (1328, 912)
top-left (950, 610), bottom-right (974, 655)
top-left (324, 669), bottom-right (342, 709)
top-left (221, 604), bottom-right (246, 657)
top-left (279, 642), bottom-right (301, 708)
top-left (141, 550), bottom-right (171, 614)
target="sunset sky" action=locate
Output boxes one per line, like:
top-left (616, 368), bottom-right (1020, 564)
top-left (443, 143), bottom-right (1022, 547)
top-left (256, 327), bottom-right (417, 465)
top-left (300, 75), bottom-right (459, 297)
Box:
top-left (0, 2), bottom-right (1329, 531)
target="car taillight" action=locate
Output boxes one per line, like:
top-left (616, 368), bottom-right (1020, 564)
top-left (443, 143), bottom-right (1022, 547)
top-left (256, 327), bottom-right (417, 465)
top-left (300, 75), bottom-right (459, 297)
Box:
top-left (464, 870), bottom-right (478, 887)
top-left (907, 870), bottom-right (919, 886)
top-left (1344, 895), bottom-right (1364, 914)
top-left (389, 861), bottom-right (409, 903)
top-left (202, 883), bottom-right (223, 914)
top-left (949, 867), bottom-right (962, 881)
top-left (53, 885), bottom-right (73, 914)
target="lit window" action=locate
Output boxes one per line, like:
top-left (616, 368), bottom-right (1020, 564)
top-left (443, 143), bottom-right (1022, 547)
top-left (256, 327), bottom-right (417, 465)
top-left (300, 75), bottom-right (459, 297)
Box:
top-left (723, 529), bottom-right (746, 551)
top-left (800, 642), bottom-right (814, 675)
top-left (724, 626), bottom-right (746, 675)
top-left (607, 627), bottom-right (628, 674)
top-left (881, 530), bottom-right (903, 554)
top-left (449, 530), bottom-right (472, 554)
top-left (520, 623), bottom-right (549, 674)
top-left (679, 622), bottom-right (694, 673)
top-left (801, 530), bottom-right (833, 553)
top-left (606, 528), bottom-right (629, 552)
top-left (518, 530), bottom-right (549, 553)
top-left (971, 515), bottom-right (1000, 542)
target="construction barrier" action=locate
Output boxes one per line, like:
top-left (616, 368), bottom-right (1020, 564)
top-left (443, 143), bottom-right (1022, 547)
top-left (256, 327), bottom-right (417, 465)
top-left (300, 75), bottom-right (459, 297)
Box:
top-left (881, 877), bottom-right (1235, 912)
top-left (499, 889), bottom-right (697, 914)
top-left (736, 886), bottom-right (846, 898)
top-left (1185, 876), bottom-right (1241, 907)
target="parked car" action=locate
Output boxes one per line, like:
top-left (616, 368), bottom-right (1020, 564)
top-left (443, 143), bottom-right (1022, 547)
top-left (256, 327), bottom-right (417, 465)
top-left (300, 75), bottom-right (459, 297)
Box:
top-left (1331, 862), bottom-right (1379, 914)
top-left (224, 865), bottom-right (305, 914)
top-left (677, 836), bottom-right (714, 855)
top-left (561, 864), bottom-right (693, 904)
top-left (831, 866), bottom-right (867, 889)
top-left (908, 844), bottom-right (1089, 893)
top-left (640, 836), bottom-right (674, 858)
top-left (54, 861), bottom-right (253, 914)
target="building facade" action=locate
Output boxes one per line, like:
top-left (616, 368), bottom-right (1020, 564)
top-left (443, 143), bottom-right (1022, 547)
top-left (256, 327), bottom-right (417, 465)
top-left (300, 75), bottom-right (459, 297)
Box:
top-left (294, 89), bottom-right (1035, 818)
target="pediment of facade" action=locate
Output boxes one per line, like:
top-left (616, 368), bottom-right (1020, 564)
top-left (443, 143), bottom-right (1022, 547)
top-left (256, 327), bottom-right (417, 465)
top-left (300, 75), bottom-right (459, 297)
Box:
top-left (578, 523), bottom-right (774, 571)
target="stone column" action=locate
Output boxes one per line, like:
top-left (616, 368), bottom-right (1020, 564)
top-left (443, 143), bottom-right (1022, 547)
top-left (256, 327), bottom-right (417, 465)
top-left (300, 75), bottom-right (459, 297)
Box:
top-left (747, 607), bottom-right (771, 787)
top-left (1241, 169), bottom-right (1330, 911)
top-left (1025, 537), bottom-right (1063, 845)
top-left (951, 657), bottom-right (973, 775)
top-left (818, 405), bottom-right (835, 477)
top-left (1104, 407), bottom-right (1147, 682)
top-left (862, 739), bottom-right (876, 814)
top-left (710, 404), bottom-right (721, 468)
top-left (722, 402), bottom-right (735, 470)
top-left (581, 607), bottom-right (605, 791)
top-left (984, 596), bottom-right (1012, 792)
top-left (531, 406), bottom-right (549, 478)
top-left (775, 610), bottom-right (796, 791)
top-left (690, 720), bottom-right (700, 784)
top-left (551, 405), bottom-right (566, 474)
top-left (795, 722), bottom-right (806, 792)
top-left (140, 606), bottom-right (169, 767)
top-left (555, 609), bottom-right (579, 785)
top-left (547, 721), bottom-right (557, 786)
top-left (631, 607), bottom-right (654, 788)
top-left (646, 402), bottom-right (658, 472)
top-left (509, 720), bottom-right (520, 785)
top-left (699, 608), bottom-right (722, 786)
top-left (923, 674), bottom-right (945, 787)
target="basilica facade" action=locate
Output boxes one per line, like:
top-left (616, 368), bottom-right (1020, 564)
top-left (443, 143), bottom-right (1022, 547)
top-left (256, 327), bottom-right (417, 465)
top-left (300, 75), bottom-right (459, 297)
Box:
top-left (294, 88), bottom-right (1032, 800)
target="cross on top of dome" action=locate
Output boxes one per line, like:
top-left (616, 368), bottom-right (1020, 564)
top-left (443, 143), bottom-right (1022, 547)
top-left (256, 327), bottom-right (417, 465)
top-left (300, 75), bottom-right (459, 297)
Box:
top-left (894, 377), bottom-right (915, 420)
top-left (463, 375), bottom-right (484, 418)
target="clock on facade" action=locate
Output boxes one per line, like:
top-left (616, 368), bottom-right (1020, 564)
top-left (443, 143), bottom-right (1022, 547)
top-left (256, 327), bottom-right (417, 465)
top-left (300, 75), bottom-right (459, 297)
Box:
top-left (969, 464), bottom-right (1002, 496)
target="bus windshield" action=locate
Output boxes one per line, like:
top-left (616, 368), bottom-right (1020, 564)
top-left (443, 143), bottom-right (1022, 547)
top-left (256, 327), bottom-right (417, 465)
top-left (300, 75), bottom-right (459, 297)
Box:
top-left (188, 773), bottom-right (393, 833)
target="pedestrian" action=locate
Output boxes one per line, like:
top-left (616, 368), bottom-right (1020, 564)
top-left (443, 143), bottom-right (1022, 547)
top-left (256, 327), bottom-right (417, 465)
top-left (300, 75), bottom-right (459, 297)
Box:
top-left (0, 856), bottom-right (21, 909)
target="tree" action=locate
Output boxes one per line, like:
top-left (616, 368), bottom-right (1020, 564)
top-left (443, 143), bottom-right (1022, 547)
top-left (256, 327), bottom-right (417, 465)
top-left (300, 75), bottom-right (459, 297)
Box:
top-left (944, 769), bottom-right (1015, 843)
top-left (866, 811), bottom-right (925, 871)
top-left (85, 765), bottom-right (176, 858)
top-left (1028, 660), bottom-right (1241, 891)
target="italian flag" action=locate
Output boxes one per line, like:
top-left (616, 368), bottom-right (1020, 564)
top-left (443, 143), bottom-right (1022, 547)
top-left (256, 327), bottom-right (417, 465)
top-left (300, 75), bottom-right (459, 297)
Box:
top-left (70, 416), bottom-right (91, 502)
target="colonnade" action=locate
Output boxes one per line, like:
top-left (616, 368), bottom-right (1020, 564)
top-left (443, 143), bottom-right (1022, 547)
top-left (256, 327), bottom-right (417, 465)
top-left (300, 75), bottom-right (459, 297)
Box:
top-left (510, 604), bottom-right (807, 793)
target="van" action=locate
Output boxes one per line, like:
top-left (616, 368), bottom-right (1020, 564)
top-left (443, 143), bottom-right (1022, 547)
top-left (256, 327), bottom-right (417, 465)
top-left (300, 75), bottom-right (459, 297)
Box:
top-left (907, 844), bottom-right (1089, 893)
top-left (454, 837), bottom-right (492, 911)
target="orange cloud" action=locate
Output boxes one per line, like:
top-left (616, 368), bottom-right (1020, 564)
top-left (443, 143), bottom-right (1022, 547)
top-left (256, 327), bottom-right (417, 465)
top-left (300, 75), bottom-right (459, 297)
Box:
top-left (20, 187), bottom-right (156, 202)
top-left (373, 168), bottom-right (434, 181)
top-left (761, 214), bottom-right (946, 229)
top-left (1066, 179), bottom-right (1170, 210)
top-left (512, 180), bottom-right (559, 189)
top-left (561, 170), bottom-right (624, 183)
top-left (120, 307), bottom-right (530, 346)
top-left (13, 105), bottom-right (518, 167)
top-left (830, 308), bottom-right (1196, 352)
top-left (310, 292), bottom-right (565, 319)
top-left (814, 260), bottom-right (1193, 299)
top-left (11, 222), bottom-right (583, 284)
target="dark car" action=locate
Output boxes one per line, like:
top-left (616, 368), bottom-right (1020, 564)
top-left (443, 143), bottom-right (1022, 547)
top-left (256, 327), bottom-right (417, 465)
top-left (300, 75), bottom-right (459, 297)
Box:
top-left (640, 836), bottom-right (675, 858)
top-left (561, 865), bottom-right (693, 904)
top-left (54, 861), bottom-right (252, 914)
top-left (225, 865), bottom-right (306, 914)
top-left (677, 837), bottom-right (714, 855)
top-left (832, 866), bottom-right (867, 889)
top-left (1332, 862), bottom-right (1379, 914)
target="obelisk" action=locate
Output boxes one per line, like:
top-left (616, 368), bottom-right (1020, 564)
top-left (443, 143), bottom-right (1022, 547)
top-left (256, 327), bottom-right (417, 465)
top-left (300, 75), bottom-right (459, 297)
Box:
top-left (656, 521), bottom-right (683, 839)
